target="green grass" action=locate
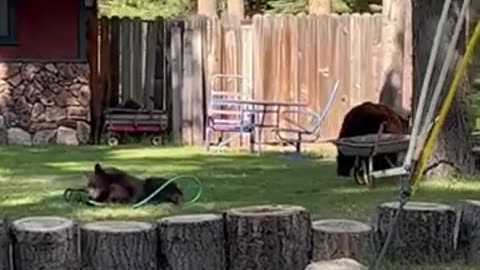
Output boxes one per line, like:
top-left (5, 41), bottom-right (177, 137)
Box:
top-left (1, 145), bottom-right (480, 269)
top-left (1, 145), bottom-right (479, 222)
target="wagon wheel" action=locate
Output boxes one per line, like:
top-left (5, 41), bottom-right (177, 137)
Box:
top-left (150, 135), bottom-right (163, 146)
top-left (106, 133), bottom-right (120, 146)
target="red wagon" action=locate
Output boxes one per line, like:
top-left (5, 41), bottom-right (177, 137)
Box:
top-left (103, 108), bottom-right (168, 146)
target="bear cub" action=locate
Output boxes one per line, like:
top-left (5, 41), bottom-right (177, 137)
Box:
top-left (86, 163), bottom-right (184, 205)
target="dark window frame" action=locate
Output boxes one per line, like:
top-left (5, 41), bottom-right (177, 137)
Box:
top-left (0, 0), bottom-right (17, 45)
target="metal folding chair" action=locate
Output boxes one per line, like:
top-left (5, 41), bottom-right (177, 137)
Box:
top-left (204, 74), bottom-right (255, 152)
top-left (273, 79), bottom-right (340, 153)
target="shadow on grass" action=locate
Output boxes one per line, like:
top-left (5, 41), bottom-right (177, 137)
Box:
top-left (0, 145), bottom-right (479, 226)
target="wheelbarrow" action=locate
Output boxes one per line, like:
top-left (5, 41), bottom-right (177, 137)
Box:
top-left (332, 125), bottom-right (411, 187)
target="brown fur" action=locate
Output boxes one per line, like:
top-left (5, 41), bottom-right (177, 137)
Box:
top-left (336, 102), bottom-right (409, 177)
top-left (85, 163), bottom-right (184, 205)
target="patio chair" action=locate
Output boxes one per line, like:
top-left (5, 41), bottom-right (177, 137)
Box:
top-left (273, 79), bottom-right (340, 153)
top-left (205, 74), bottom-right (255, 152)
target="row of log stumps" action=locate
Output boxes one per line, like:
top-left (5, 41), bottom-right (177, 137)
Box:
top-left (308, 200), bottom-right (480, 268)
top-left (0, 205), bottom-right (312, 270)
top-left (1, 201), bottom-right (480, 270)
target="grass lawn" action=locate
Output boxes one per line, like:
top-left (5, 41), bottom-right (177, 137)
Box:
top-left (1, 144), bottom-right (480, 269)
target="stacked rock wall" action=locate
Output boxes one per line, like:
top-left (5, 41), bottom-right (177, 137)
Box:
top-left (0, 62), bottom-right (91, 145)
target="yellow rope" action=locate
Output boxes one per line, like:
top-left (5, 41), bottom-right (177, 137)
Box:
top-left (411, 22), bottom-right (480, 194)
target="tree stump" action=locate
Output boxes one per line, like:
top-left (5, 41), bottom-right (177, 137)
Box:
top-left (10, 216), bottom-right (76, 270)
top-left (225, 204), bottom-right (312, 270)
top-left (156, 214), bottom-right (226, 270)
top-left (81, 220), bottom-right (157, 270)
top-left (312, 219), bottom-right (374, 263)
top-left (376, 201), bottom-right (457, 264)
top-left (0, 219), bottom-right (10, 270)
top-left (457, 199), bottom-right (480, 264)
top-left (305, 258), bottom-right (367, 270)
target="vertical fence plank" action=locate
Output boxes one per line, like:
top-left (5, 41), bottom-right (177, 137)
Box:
top-left (109, 16), bottom-right (120, 107)
top-left (164, 21), bottom-right (173, 139)
top-left (144, 21), bottom-right (158, 109)
top-left (171, 22), bottom-right (184, 144)
top-left (153, 18), bottom-right (165, 111)
top-left (182, 19), bottom-right (194, 145)
top-left (132, 17), bottom-right (143, 104)
top-left (96, 17), bottom-right (111, 141)
top-left (120, 17), bottom-right (131, 103)
top-left (140, 20), bottom-right (148, 106)
top-left (192, 17), bottom-right (206, 146)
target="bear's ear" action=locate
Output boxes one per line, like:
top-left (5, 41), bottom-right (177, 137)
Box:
top-left (94, 163), bottom-right (104, 175)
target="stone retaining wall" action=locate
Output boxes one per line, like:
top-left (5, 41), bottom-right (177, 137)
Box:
top-left (0, 62), bottom-right (91, 145)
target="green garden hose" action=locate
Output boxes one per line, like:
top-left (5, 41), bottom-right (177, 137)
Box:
top-left (64, 175), bottom-right (203, 208)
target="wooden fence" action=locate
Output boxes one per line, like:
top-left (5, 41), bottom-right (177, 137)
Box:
top-left (93, 13), bottom-right (384, 146)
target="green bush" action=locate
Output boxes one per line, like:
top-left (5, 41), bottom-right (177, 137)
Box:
top-left (98, 0), bottom-right (381, 18)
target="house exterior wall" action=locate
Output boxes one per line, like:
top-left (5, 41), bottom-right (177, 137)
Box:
top-left (0, 62), bottom-right (91, 145)
top-left (0, 0), bottom-right (92, 145)
top-left (0, 0), bottom-right (82, 60)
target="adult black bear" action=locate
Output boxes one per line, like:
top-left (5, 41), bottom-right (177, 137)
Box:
top-left (85, 163), bottom-right (184, 205)
top-left (336, 102), bottom-right (409, 177)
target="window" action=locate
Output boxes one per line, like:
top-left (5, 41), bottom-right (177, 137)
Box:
top-left (0, 0), bottom-right (16, 44)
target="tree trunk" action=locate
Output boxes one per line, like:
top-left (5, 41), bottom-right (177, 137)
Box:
top-left (309, 0), bottom-right (331, 14)
top-left (0, 219), bottom-right (10, 270)
top-left (156, 214), bottom-right (226, 270)
top-left (225, 204), bottom-right (312, 270)
top-left (376, 201), bottom-right (457, 264)
top-left (305, 258), bottom-right (367, 270)
top-left (80, 221), bottom-right (157, 270)
top-left (198, 0), bottom-right (218, 17)
top-left (379, 0), bottom-right (412, 114)
top-left (312, 219), bottom-right (374, 264)
top-left (227, 0), bottom-right (244, 18)
top-left (412, 0), bottom-right (475, 177)
top-left (11, 216), bottom-right (76, 270)
top-left (469, 2), bottom-right (480, 81)
top-left (457, 199), bottom-right (480, 264)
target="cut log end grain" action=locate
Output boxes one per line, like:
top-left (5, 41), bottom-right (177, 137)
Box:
top-left (81, 220), bottom-right (157, 270)
top-left (305, 258), bottom-right (367, 270)
top-left (11, 216), bottom-right (76, 270)
top-left (312, 219), bottom-right (374, 263)
top-left (380, 201), bottom-right (454, 212)
top-left (227, 204), bottom-right (307, 216)
top-left (82, 220), bottom-right (154, 232)
top-left (156, 214), bottom-right (226, 270)
top-left (377, 201), bottom-right (457, 264)
top-left (226, 204), bottom-right (312, 270)
top-left (158, 213), bottom-right (222, 223)
top-left (13, 216), bottom-right (74, 233)
top-left (312, 219), bottom-right (372, 233)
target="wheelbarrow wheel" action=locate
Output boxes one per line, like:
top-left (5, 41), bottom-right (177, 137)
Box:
top-left (353, 160), bottom-right (369, 186)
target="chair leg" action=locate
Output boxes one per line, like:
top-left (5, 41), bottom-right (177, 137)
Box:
top-left (205, 128), bottom-right (211, 152)
top-left (296, 133), bottom-right (302, 153)
top-left (249, 130), bottom-right (255, 153)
